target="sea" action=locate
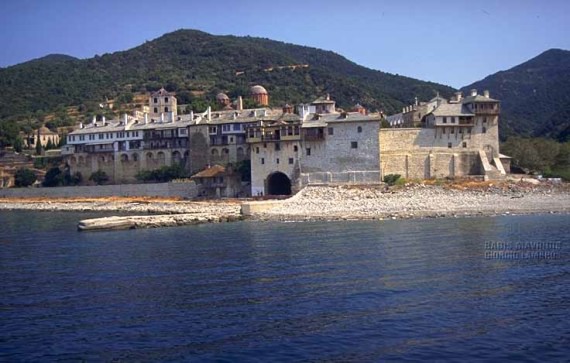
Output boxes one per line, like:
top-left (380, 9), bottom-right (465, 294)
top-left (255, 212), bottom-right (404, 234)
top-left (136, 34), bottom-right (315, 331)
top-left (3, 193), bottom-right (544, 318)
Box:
top-left (0, 211), bottom-right (568, 362)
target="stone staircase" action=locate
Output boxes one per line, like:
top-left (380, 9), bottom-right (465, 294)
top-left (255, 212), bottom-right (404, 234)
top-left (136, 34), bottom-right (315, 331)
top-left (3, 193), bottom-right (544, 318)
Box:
top-left (478, 150), bottom-right (506, 180)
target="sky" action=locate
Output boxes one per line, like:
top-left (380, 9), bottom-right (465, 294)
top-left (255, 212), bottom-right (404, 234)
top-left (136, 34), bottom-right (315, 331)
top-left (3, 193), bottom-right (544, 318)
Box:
top-left (0, 0), bottom-right (569, 88)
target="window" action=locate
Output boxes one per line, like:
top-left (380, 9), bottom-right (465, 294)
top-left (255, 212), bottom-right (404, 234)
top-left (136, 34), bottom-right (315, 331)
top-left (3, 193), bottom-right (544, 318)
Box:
top-left (450, 128), bottom-right (454, 134)
top-left (448, 142), bottom-right (452, 148)
top-left (233, 124), bottom-right (241, 131)
top-left (154, 107), bottom-right (158, 113)
top-left (256, 147), bottom-right (259, 154)
top-left (294, 126), bottom-right (300, 135)
top-left (165, 107), bottom-right (169, 113)
top-left (294, 145), bottom-right (298, 152)
top-left (264, 143), bottom-right (267, 148)
top-left (276, 158), bottom-right (280, 164)
top-left (230, 137), bottom-right (233, 143)
top-left (306, 148), bottom-right (311, 156)
top-left (351, 141), bottom-right (358, 149)
top-left (357, 126), bottom-right (362, 133)
top-left (443, 117), bottom-right (447, 123)
top-left (451, 117), bottom-right (456, 123)
top-left (462, 142), bottom-right (467, 148)
top-left (328, 127), bottom-right (334, 135)
top-left (275, 143), bottom-right (280, 151)
top-left (482, 127), bottom-right (487, 134)
top-left (261, 158), bottom-right (265, 165)
top-left (154, 98), bottom-right (158, 103)
top-left (99, 133), bottom-right (104, 140)
top-left (289, 158), bottom-right (294, 164)
top-left (165, 97), bottom-right (168, 102)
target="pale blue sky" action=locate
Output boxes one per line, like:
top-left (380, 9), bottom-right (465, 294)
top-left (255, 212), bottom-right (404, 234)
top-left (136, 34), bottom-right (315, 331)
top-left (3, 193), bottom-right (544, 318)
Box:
top-left (1, 0), bottom-right (568, 88)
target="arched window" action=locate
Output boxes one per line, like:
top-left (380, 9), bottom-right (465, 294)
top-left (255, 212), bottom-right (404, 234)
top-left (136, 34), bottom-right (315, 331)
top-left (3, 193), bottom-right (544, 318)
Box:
top-left (357, 126), bottom-right (362, 133)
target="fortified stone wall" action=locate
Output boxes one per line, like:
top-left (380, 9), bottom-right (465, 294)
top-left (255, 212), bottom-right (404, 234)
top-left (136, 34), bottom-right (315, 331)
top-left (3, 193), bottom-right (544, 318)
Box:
top-left (0, 181), bottom-right (199, 199)
top-left (300, 171), bottom-right (381, 185)
top-left (250, 140), bottom-right (301, 196)
top-left (379, 128), bottom-right (483, 179)
top-left (303, 121), bottom-right (380, 174)
top-left (66, 149), bottom-right (189, 184)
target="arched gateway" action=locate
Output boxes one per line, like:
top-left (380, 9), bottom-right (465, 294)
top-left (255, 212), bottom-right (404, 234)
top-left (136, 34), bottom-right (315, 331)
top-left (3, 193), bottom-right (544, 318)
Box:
top-left (266, 172), bottom-right (292, 196)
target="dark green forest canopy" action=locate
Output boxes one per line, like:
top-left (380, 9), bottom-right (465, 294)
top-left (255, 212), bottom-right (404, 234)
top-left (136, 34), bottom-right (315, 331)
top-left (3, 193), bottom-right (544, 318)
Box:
top-left (0, 29), bottom-right (454, 123)
top-left (462, 49), bottom-right (570, 142)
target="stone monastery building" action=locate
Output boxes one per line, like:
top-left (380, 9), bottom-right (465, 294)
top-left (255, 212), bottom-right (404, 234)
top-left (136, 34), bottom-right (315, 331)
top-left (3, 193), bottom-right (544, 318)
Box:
top-left (63, 86), bottom-right (508, 196)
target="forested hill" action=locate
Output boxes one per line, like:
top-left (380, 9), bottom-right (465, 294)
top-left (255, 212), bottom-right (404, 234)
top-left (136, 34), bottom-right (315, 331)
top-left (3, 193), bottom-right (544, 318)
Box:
top-left (461, 48), bottom-right (570, 142)
top-left (0, 29), bottom-right (455, 122)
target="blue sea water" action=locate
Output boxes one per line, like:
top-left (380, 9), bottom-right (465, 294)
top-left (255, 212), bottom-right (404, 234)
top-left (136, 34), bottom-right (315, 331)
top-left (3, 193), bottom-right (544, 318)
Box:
top-left (0, 211), bottom-right (568, 362)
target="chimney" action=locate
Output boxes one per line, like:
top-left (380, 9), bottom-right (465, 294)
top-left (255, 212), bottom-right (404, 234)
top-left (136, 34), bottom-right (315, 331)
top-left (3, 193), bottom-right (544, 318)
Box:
top-left (207, 106), bottom-right (211, 122)
top-left (326, 93), bottom-right (330, 101)
top-left (415, 96), bottom-right (418, 106)
top-left (160, 113), bottom-right (164, 122)
top-left (102, 116), bottom-right (106, 123)
top-left (144, 112), bottom-right (148, 125)
top-left (483, 90), bottom-right (490, 98)
top-left (79, 122), bottom-right (83, 129)
top-left (237, 96), bottom-right (243, 111)
top-left (190, 110), bottom-right (194, 121)
top-left (455, 91), bottom-right (463, 102)
top-left (91, 115), bottom-right (96, 124)
top-left (470, 89), bottom-right (477, 97)
top-left (123, 113), bottom-right (128, 124)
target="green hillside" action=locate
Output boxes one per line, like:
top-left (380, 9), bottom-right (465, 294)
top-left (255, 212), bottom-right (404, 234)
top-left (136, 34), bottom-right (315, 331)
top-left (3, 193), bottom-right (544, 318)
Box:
top-left (0, 29), bottom-right (455, 124)
top-left (462, 49), bottom-right (570, 142)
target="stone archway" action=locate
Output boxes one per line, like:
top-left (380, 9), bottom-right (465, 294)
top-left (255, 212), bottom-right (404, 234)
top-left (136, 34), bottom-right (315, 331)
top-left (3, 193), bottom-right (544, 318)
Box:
top-left (266, 172), bottom-right (292, 196)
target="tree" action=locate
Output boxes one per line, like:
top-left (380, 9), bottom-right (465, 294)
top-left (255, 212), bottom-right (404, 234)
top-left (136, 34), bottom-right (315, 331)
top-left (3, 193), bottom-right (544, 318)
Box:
top-left (14, 168), bottom-right (37, 187)
top-left (43, 167), bottom-right (63, 187)
top-left (89, 170), bottom-right (109, 185)
top-left (35, 139), bottom-right (43, 155)
top-left (236, 160), bottom-right (251, 182)
top-left (45, 138), bottom-right (55, 150)
top-left (0, 122), bottom-right (19, 148)
top-left (13, 137), bottom-right (23, 153)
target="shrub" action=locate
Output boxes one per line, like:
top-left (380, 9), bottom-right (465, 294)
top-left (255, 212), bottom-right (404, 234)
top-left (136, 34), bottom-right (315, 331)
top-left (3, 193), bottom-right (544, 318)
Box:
top-left (136, 165), bottom-right (188, 183)
top-left (14, 168), bottom-right (37, 187)
top-left (42, 167), bottom-right (63, 187)
top-left (383, 174), bottom-right (401, 186)
top-left (89, 170), bottom-right (109, 185)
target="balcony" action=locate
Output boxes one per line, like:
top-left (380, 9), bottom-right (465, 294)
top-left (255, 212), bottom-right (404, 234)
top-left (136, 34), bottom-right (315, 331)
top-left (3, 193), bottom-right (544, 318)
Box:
top-left (304, 134), bottom-right (325, 141)
top-left (473, 104), bottom-right (500, 115)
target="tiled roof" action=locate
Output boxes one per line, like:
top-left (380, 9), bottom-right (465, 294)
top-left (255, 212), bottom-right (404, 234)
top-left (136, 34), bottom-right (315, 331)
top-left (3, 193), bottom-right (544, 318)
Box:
top-left (191, 165), bottom-right (226, 178)
top-left (38, 126), bottom-right (57, 135)
top-left (151, 88), bottom-right (174, 97)
top-left (312, 96), bottom-right (335, 104)
top-left (431, 103), bottom-right (474, 117)
top-left (462, 94), bottom-right (499, 103)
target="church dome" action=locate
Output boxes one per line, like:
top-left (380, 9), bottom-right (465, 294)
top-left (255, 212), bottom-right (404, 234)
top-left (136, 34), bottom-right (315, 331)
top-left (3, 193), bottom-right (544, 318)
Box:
top-left (250, 85), bottom-right (267, 95)
top-left (216, 92), bottom-right (230, 101)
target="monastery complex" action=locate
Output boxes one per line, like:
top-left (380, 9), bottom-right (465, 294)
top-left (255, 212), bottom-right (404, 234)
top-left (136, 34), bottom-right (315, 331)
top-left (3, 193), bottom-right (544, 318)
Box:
top-left (61, 86), bottom-right (510, 197)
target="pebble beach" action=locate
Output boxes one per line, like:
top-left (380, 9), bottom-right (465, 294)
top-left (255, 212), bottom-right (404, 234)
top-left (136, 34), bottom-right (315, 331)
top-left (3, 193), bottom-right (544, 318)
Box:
top-left (1, 180), bottom-right (568, 229)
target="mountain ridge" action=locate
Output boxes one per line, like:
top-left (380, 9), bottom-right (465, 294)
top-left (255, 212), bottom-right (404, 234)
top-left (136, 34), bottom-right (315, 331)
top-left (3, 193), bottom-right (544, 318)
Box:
top-left (462, 48), bottom-right (570, 141)
top-left (0, 29), bottom-right (455, 122)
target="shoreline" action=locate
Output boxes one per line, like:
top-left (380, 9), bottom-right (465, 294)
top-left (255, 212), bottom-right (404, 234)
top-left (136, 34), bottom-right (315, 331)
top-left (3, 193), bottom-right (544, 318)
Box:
top-left (1, 182), bottom-right (569, 229)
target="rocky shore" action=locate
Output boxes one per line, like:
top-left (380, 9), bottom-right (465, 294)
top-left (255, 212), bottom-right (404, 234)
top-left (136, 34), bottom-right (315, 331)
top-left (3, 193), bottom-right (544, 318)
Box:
top-left (1, 180), bottom-right (568, 230)
top-left (259, 182), bottom-right (570, 221)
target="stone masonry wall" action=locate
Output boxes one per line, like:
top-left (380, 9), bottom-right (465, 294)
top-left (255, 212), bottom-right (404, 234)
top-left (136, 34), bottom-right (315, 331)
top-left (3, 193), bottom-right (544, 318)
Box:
top-left (379, 128), bottom-right (483, 179)
top-left (0, 181), bottom-right (199, 199)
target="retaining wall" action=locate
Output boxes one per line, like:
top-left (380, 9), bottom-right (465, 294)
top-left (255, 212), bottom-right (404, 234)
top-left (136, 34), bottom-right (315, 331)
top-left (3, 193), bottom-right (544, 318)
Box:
top-left (0, 181), bottom-right (199, 199)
